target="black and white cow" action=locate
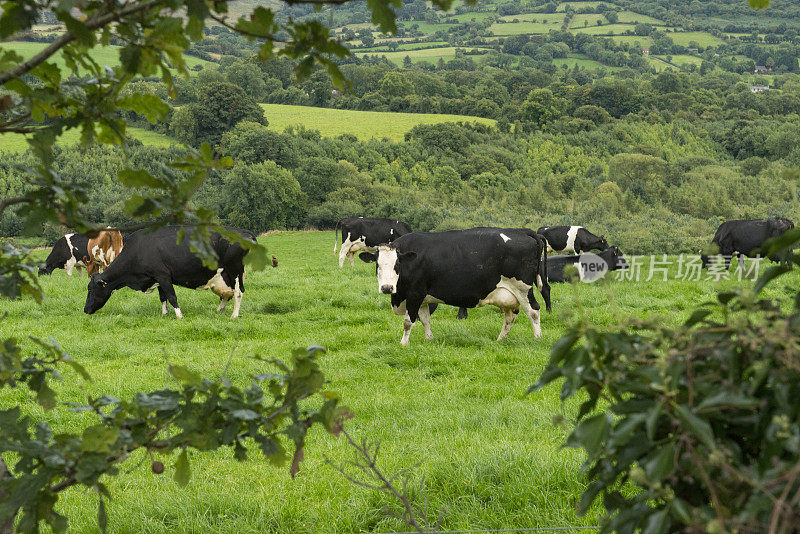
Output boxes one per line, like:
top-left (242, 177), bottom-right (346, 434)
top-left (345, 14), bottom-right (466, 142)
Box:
top-left (334, 217), bottom-right (411, 267)
top-left (39, 233), bottom-right (92, 276)
top-left (547, 246), bottom-right (628, 283)
top-left (359, 228), bottom-right (548, 345)
top-left (537, 226), bottom-right (609, 254)
top-left (84, 225), bottom-right (253, 319)
top-left (701, 218), bottom-right (795, 269)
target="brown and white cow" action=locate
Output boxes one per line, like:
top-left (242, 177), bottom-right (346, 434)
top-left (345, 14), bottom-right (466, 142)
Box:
top-left (39, 229), bottom-right (124, 276)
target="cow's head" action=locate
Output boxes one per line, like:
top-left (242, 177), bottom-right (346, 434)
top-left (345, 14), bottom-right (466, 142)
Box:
top-left (598, 235), bottom-right (610, 250)
top-left (84, 273), bottom-right (112, 314)
top-left (603, 246), bottom-right (628, 271)
top-left (359, 245), bottom-right (416, 294)
top-left (39, 237), bottom-right (72, 276)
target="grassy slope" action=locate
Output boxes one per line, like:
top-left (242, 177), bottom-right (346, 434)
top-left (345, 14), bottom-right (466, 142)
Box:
top-left (1, 41), bottom-right (216, 74)
top-left (666, 31), bottom-right (724, 47)
top-left (355, 46), bottom-right (490, 65)
top-left (554, 56), bottom-right (622, 71)
top-left (0, 128), bottom-right (176, 153)
top-left (4, 231), bottom-right (797, 533)
top-left (261, 104), bottom-right (495, 140)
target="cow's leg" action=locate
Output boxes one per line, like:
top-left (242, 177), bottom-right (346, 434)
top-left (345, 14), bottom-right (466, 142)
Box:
top-left (418, 303), bottom-right (434, 340)
top-left (401, 312), bottom-right (415, 346)
top-left (231, 276), bottom-right (243, 319)
top-left (217, 297), bottom-right (229, 312)
top-left (516, 291), bottom-right (542, 339)
top-left (338, 234), bottom-right (353, 267)
top-left (158, 280), bottom-right (182, 319)
top-left (347, 251), bottom-right (356, 267)
top-left (457, 307), bottom-right (468, 319)
top-left (157, 286), bottom-right (171, 315)
top-left (497, 308), bottom-right (517, 341)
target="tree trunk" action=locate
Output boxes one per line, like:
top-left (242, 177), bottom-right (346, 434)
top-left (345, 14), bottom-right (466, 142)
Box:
top-left (0, 456), bottom-right (14, 534)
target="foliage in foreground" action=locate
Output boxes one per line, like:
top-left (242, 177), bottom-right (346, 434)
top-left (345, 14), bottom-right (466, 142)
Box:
top-left (0, 337), bottom-right (346, 533)
top-left (532, 229), bottom-right (800, 533)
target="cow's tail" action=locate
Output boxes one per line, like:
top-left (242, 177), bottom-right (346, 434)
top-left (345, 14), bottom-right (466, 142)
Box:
top-left (528, 230), bottom-right (551, 313)
top-left (334, 220), bottom-right (341, 253)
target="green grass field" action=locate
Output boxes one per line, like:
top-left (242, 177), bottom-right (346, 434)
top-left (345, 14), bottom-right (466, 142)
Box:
top-left (553, 56), bottom-right (622, 71)
top-left (497, 13), bottom-right (565, 23)
top-left (557, 1), bottom-right (610, 11)
top-left (489, 21), bottom-right (558, 35)
top-left (260, 104), bottom-right (496, 141)
top-left (615, 11), bottom-right (664, 25)
top-left (665, 54), bottom-right (703, 67)
top-left (446, 11), bottom-right (497, 22)
top-left (609, 35), bottom-right (654, 47)
top-left (665, 31), bottom-right (724, 47)
top-left (355, 46), bottom-right (491, 65)
top-left (0, 127), bottom-right (176, 153)
top-left (572, 24), bottom-right (637, 36)
top-left (1, 41), bottom-right (216, 76)
top-left (568, 14), bottom-right (606, 28)
top-left (4, 231), bottom-right (796, 533)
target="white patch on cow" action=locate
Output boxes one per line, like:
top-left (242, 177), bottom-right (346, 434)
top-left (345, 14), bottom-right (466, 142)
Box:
top-left (338, 232), bottom-right (369, 267)
top-left (162, 301), bottom-right (169, 315)
top-left (480, 276), bottom-right (541, 339)
top-left (231, 277), bottom-right (242, 319)
top-left (174, 307), bottom-right (183, 319)
top-left (565, 226), bottom-right (580, 253)
top-left (375, 246), bottom-right (400, 294)
top-left (201, 268), bottom-right (234, 299)
top-left (64, 233), bottom-right (78, 276)
top-left (418, 304), bottom-right (434, 340)
top-left (390, 228), bottom-right (394, 236)
top-left (400, 312), bottom-right (414, 346)
top-left (499, 232), bottom-right (510, 243)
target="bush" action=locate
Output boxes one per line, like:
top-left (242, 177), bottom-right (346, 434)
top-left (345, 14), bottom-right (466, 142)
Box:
top-left (220, 162), bottom-right (306, 233)
top-left (532, 230), bottom-right (800, 533)
top-left (220, 122), bottom-right (300, 168)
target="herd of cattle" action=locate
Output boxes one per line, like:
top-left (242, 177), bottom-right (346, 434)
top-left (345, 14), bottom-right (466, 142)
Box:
top-left (40, 216), bottom-right (795, 345)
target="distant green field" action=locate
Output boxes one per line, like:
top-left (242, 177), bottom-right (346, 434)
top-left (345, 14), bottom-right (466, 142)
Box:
top-left (1, 41), bottom-right (215, 76)
top-left (498, 13), bottom-right (565, 23)
top-left (665, 54), bottom-right (703, 67)
top-left (569, 14), bottom-right (605, 28)
top-left (356, 46), bottom-right (490, 65)
top-left (616, 11), bottom-right (664, 25)
top-left (573, 24), bottom-right (636, 36)
top-left (646, 56), bottom-right (675, 72)
top-left (0, 127), bottom-right (175, 153)
top-left (553, 56), bottom-right (622, 71)
top-left (402, 21), bottom-right (454, 33)
top-left (351, 41), bottom-right (450, 53)
top-left (489, 21), bottom-right (556, 35)
top-left (260, 104), bottom-right (496, 141)
top-left (609, 35), bottom-right (654, 47)
top-left (666, 31), bottom-right (724, 47)
top-left (446, 11), bottom-right (496, 22)
top-left (557, 1), bottom-right (610, 11)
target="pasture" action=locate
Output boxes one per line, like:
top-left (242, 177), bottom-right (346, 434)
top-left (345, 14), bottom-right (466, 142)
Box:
top-left (0, 41), bottom-right (216, 75)
top-left (553, 56), bottom-right (622, 71)
top-left (489, 21), bottom-right (558, 35)
top-left (354, 46), bottom-right (490, 65)
top-left (665, 31), bottom-right (724, 47)
top-left (260, 104), bottom-right (496, 140)
top-left (0, 127), bottom-right (175, 153)
top-left (4, 230), bottom-right (798, 533)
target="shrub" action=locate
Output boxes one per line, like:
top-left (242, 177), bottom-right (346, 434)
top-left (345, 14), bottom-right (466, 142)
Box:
top-left (532, 230), bottom-right (800, 533)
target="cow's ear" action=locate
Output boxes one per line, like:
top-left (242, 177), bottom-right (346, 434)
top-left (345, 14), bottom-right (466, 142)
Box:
top-left (359, 252), bottom-right (377, 263)
top-left (398, 251), bottom-right (417, 262)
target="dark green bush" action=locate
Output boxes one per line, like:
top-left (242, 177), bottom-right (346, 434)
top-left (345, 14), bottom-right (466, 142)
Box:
top-left (532, 230), bottom-right (800, 533)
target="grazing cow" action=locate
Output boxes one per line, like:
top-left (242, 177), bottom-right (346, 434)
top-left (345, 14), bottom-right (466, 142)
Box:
top-left (359, 228), bottom-right (548, 345)
top-left (84, 225), bottom-right (253, 319)
top-left (39, 229), bottom-right (123, 276)
top-left (86, 230), bottom-right (124, 275)
top-left (701, 218), bottom-right (795, 269)
top-left (537, 226), bottom-right (609, 254)
top-left (547, 246), bottom-right (628, 283)
top-left (334, 217), bottom-right (411, 267)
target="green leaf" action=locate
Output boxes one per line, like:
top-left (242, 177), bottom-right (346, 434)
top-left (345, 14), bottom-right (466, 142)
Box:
top-left (174, 449), bottom-right (191, 487)
top-left (684, 309), bottom-right (711, 327)
top-left (698, 391), bottom-right (759, 410)
top-left (644, 443), bottom-right (674, 482)
top-left (81, 425), bottom-right (120, 453)
top-left (36, 383), bottom-right (57, 411)
top-left (119, 169), bottom-right (165, 189)
top-left (169, 364), bottom-right (202, 387)
top-left (642, 508), bottom-right (669, 534)
top-left (754, 264), bottom-right (792, 294)
top-left (117, 94), bottom-right (170, 124)
top-left (675, 404), bottom-right (715, 450)
top-left (645, 402), bottom-right (661, 441)
top-left (567, 413), bottom-right (610, 456)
